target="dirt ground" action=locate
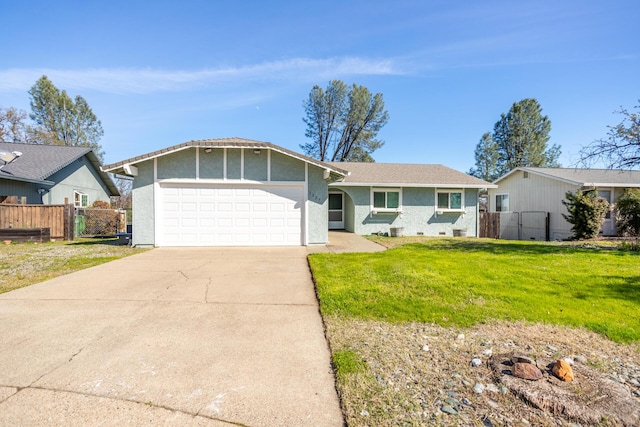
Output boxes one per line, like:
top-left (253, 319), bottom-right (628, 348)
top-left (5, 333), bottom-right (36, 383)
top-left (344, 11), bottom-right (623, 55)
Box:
top-left (325, 317), bottom-right (640, 427)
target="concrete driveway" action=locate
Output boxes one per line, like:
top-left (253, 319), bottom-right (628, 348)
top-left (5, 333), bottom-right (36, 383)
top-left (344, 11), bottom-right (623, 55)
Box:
top-left (0, 247), bottom-right (344, 426)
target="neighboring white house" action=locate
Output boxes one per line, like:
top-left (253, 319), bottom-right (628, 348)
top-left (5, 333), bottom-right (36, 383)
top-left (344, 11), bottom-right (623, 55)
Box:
top-left (488, 167), bottom-right (640, 240)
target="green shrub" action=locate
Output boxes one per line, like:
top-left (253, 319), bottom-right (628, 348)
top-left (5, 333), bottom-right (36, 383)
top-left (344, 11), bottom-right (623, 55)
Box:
top-left (616, 188), bottom-right (640, 237)
top-left (562, 189), bottom-right (609, 239)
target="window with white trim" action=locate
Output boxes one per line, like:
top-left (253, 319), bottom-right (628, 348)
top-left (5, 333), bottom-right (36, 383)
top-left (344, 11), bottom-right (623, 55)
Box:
top-left (495, 194), bottom-right (509, 212)
top-left (372, 188), bottom-right (401, 211)
top-left (437, 190), bottom-right (463, 210)
top-left (74, 191), bottom-right (88, 208)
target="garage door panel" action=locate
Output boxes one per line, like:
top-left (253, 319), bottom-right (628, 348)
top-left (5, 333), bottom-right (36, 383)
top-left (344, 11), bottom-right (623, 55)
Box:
top-left (160, 184), bottom-right (303, 246)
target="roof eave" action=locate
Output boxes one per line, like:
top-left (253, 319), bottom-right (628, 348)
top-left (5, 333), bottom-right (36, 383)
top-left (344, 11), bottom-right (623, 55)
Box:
top-left (102, 139), bottom-right (349, 179)
top-left (0, 174), bottom-right (54, 186)
top-left (330, 182), bottom-right (497, 189)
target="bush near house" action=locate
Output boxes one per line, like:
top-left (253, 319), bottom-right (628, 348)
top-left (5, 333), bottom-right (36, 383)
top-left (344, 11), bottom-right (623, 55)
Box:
top-left (616, 188), bottom-right (640, 237)
top-left (562, 189), bottom-right (609, 239)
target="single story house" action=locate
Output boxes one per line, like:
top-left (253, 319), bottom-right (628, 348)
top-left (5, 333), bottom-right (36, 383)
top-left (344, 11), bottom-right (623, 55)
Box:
top-left (0, 142), bottom-right (119, 206)
top-left (488, 167), bottom-right (640, 240)
top-left (326, 161), bottom-right (495, 237)
top-left (102, 138), bottom-right (495, 247)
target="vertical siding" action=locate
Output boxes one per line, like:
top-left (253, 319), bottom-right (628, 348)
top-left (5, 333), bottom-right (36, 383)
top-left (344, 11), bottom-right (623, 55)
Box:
top-left (48, 156), bottom-right (111, 205)
top-left (488, 171), bottom-right (578, 240)
top-left (0, 180), bottom-right (41, 204)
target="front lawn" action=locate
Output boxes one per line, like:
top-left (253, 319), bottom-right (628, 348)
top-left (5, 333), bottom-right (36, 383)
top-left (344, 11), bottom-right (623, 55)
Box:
top-left (309, 239), bottom-right (640, 343)
top-left (0, 238), bottom-right (147, 294)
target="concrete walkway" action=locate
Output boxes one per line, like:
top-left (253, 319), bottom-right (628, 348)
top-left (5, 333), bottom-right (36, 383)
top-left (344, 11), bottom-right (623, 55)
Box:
top-left (310, 231), bottom-right (387, 254)
top-left (0, 247), bottom-right (344, 426)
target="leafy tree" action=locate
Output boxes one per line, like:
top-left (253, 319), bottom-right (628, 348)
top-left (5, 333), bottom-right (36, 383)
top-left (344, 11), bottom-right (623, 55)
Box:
top-left (616, 188), bottom-right (640, 237)
top-left (562, 189), bottom-right (609, 239)
top-left (28, 75), bottom-right (105, 161)
top-left (470, 98), bottom-right (561, 180)
top-left (580, 101), bottom-right (640, 168)
top-left (301, 80), bottom-right (389, 162)
top-left (468, 132), bottom-right (500, 181)
top-left (0, 106), bottom-right (32, 143)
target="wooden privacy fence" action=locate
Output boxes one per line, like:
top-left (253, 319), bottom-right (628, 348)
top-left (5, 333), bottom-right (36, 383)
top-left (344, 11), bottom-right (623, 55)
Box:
top-left (479, 212), bottom-right (500, 239)
top-left (0, 204), bottom-right (74, 240)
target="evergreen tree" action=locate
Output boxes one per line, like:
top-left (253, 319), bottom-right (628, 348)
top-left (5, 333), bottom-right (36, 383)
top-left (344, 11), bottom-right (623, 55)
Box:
top-left (469, 98), bottom-right (560, 179)
top-left (28, 75), bottom-right (105, 161)
top-left (468, 132), bottom-right (500, 181)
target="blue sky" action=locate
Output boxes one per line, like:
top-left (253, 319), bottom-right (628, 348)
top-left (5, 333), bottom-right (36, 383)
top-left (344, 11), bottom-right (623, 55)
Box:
top-left (1, 0), bottom-right (638, 172)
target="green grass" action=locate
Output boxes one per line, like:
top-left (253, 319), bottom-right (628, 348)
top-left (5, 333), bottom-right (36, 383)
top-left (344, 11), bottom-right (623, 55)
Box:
top-left (309, 239), bottom-right (640, 343)
top-left (0, 238), bottom-right (147, 294)
top-left (332, 349), bottom-right (367, 381)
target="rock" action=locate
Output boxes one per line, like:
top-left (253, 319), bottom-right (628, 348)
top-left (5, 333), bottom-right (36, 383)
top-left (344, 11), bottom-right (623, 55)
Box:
top-left (482, 349), bottom-right (493, 357)
top-left (471, 358), bottom-right (482, 367)
top-left (521, 418), bottom-right (530, 425)
top-left (360, 409), bottom-right (370, 417)
top-left (513, 362), bottom-right (543, 380)
top-left (629, 378), bottom-right (640, 387)
top-left (441, 405), bottom-right (458, 415)
top-left (575, 355), bottom-right (587, 364)
top-left (499, 385), bottom-right (508, 394)
top-left (482, 416), bottom-right (495, 426)
top-left (473, 383), bottom-right (485, 394)
top-left (552, 359), bottom-right (575, 382)
top-left (462, 380), bottom-right (472, 387)
top-left (445, 390), bottom-right (459, 397)
top-left (511, 355), bottom-right (535, 365)
top-left (461, 397), bottom-right (472, 406)
top-left (485, 384), bottom-right (499, 393)
top-left (547, 344), bottom-right (559, 352)
top-left (456, 333), bottom-right (465, 341)
top-left (562, 357), bottom-right (574, 366)
top-left (422, 344), bottom-right (429, 351)
top-left (487, 399), bottom-right (499, 409)
top-left (444, 397), bottom-right (460, 406)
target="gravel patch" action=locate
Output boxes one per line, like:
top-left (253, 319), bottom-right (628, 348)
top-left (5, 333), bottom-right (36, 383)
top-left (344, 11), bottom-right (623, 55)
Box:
top-left (325, 316), bottom-right (640, 426)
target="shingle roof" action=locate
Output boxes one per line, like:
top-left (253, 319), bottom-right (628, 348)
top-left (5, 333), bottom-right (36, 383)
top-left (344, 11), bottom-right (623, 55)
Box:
top-left (0, 142), bottom-right (119, 195)
top-left (102, 137), bottom-right (349, 179)
top-left (498, 167), bottom-right (640, 187)
top-left (328, 162), bottom-right (495, 188)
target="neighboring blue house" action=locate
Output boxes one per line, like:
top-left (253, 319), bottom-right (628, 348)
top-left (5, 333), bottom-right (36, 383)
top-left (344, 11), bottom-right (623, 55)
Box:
top-left (0, 142), bottom-right (119, 206)
top-left (102, 138), bottom-right (495, 247)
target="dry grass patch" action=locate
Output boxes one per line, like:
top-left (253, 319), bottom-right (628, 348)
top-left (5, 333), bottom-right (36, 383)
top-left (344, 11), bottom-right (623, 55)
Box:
top-left (0, 239), bottom-right (147, 294)
top-left (326, 316), bottom-right (640, 426)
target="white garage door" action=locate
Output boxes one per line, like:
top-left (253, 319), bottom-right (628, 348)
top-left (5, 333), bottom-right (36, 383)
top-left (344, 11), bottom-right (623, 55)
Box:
top-left (159, 184), bottom-right (304, 246)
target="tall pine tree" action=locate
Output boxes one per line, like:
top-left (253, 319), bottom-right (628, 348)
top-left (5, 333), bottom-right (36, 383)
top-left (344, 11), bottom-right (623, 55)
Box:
top-left (28, 75), bottom-right (105, 161)
top-left (469, 98), bottom-right (560, 180)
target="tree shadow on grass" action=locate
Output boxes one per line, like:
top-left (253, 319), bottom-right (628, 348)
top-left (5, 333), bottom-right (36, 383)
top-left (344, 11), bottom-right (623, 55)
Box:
top-left (69, 237), bottom-right (119, 246)
top-left (397, 240), bottom-right (597, 256)
top-left (602, 275), bottom-right (640, 305)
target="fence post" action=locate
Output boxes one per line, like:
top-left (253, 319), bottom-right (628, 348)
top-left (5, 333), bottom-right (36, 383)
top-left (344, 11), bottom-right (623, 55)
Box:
top-left (546, 212), bottom-right (550, 241)
top-left (63, 198), bottom-right (75, 241)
